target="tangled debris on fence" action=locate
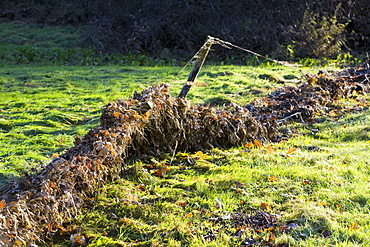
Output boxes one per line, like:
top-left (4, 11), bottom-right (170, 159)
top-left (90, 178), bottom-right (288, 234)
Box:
top-left (0, 63), bottom-right (369, 245)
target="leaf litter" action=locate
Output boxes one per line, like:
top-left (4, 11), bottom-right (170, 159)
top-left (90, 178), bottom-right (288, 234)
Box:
top-left (0, 62), bottom-right (370, 245)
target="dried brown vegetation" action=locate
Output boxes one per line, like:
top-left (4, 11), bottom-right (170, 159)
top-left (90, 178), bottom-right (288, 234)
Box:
top-left (0, 63), bottom-right (370, 244)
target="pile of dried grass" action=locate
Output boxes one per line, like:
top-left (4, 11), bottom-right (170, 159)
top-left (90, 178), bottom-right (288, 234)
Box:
top-left (0, 63), bottom-right (369, 245)
top-left (247, 65), bottom-right (370, 126)
top-left (0, 85), bottom-right (273, 245)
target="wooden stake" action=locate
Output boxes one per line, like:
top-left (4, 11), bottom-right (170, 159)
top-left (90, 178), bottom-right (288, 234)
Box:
top-left (178, 36), bottom-right (214, 98)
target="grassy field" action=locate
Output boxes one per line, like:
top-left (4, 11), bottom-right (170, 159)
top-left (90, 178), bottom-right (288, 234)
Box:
top-left (1, 22), bottom-right (370, 246)
top-left (73, 111), bottom-right (370, 247)
top-left (0, 64), bottom-right (317, 186)
top-left (1, 64), bottom-right (369, 246)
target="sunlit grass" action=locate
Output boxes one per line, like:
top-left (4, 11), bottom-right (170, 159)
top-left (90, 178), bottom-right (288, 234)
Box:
top-left (1, 21), bottom-right (369, 247)
top-left (62, 110), bottom-right (370, 246)
top-left (0, 65), bottom-right (319, 184)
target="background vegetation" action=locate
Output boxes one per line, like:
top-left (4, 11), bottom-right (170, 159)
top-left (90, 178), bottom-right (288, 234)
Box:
top-left (1, 0), bottom-right (370, 61)
top-left (1, 1), bottom-right (370, 246)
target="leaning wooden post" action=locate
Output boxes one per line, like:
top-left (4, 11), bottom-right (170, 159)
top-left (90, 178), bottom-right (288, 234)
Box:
top-left (178, 36), bottom-right (214, 98)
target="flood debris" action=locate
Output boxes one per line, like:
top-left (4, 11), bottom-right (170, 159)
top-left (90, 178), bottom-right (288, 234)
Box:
top-left (0, 62), bottom-right (369, 244)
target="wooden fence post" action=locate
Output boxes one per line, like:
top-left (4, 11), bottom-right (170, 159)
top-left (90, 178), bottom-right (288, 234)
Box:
top-left (178, 36), bottom-right (214, 98)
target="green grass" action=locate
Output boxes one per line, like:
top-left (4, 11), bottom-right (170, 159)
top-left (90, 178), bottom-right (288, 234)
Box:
top-left (1, 21), bottom-right (370, 246)
top-left (59, 110), bottom-right (369, 247)
top-left (0, 22), bottom-right (164, 66)
top-left (2, 64), bottom-right (368, 246)
top-left (0, 64), bottom-right (321, 186)
top-left (0, 22), bottom-right (89, 65)
top-left (0, 22), bottom-right (84, 48)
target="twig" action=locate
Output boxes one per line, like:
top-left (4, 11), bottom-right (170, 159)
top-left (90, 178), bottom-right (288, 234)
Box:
top-left (277, 112), bottom-right (302, 124)
top-left (169, 141), bottom-right (178, 165)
